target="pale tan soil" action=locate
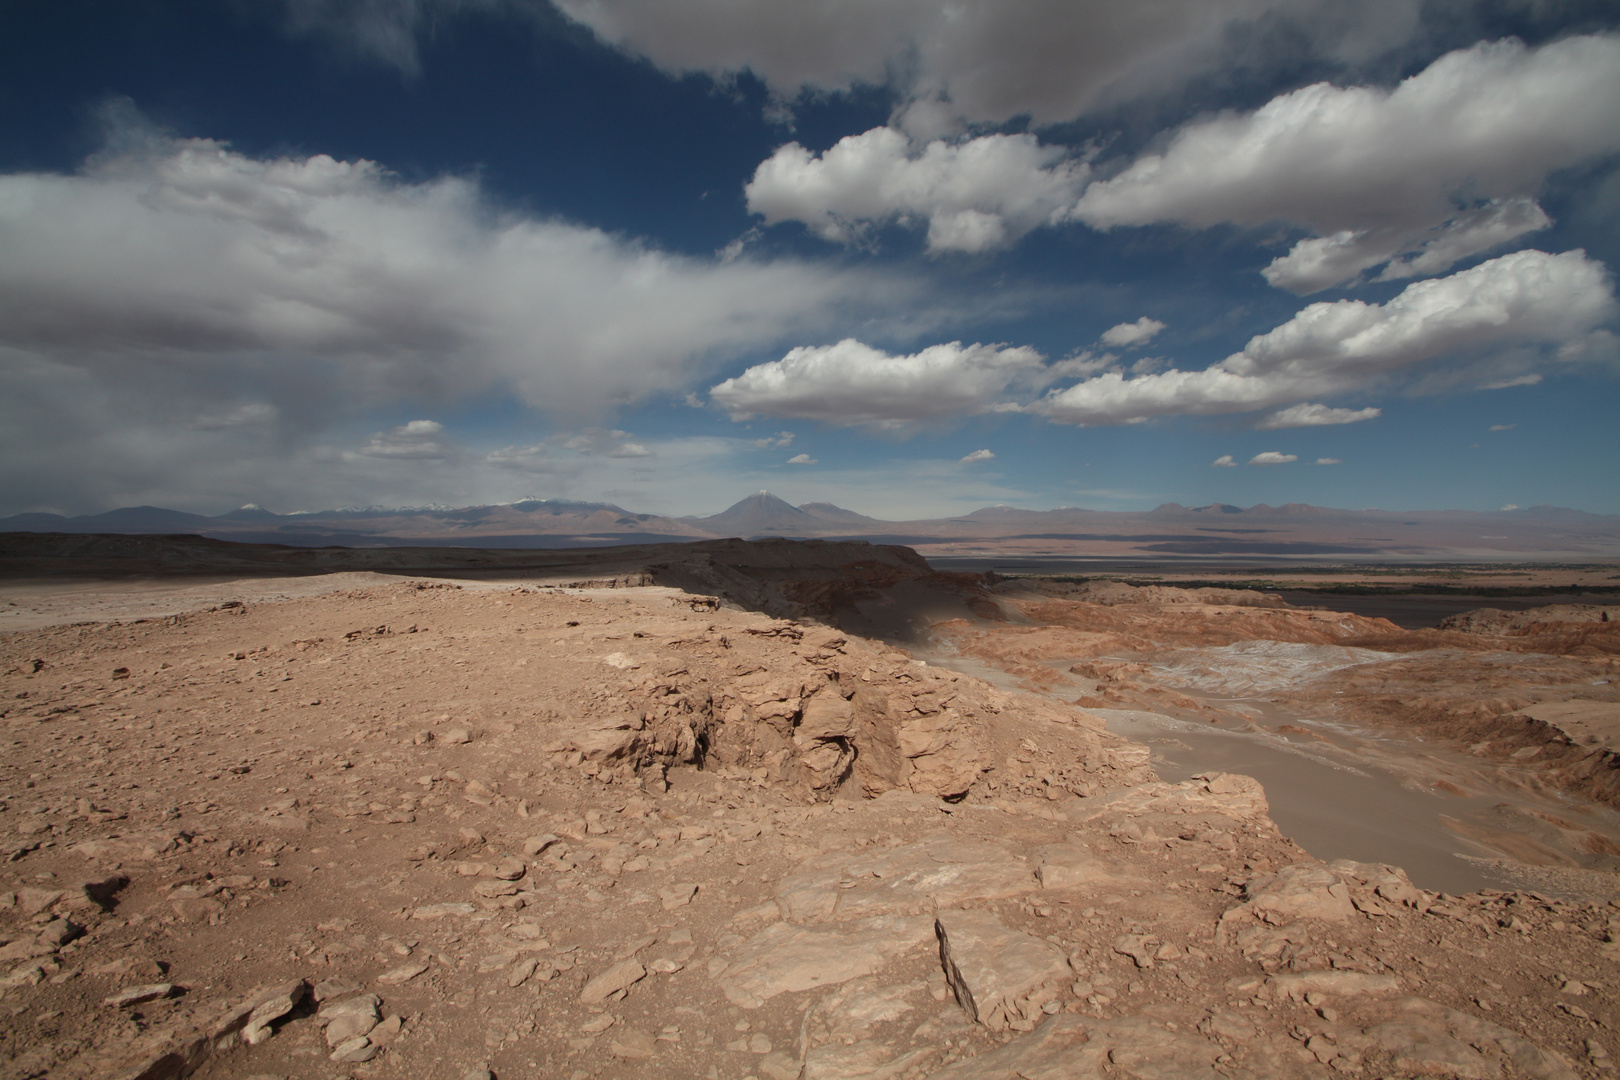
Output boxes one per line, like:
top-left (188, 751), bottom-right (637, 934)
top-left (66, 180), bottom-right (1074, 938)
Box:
top-left (0, 573), bottom-right (475, 634)
top-left (0, 561), bottom-right (1615, 1079)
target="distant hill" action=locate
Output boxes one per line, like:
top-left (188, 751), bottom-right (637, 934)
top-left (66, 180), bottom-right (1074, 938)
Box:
top-left (693, 491), bottom-right (817, 537)
top-left (3, 497), bottom-right (1617, 561)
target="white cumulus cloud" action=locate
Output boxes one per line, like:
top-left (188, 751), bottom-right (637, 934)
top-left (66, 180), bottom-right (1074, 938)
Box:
top-left (1212, 454), bottom-right (1237, 467)
top-left (1074, 36), bottom-right (1620, 292)
top-left (1100, 317), bottom-right (1166, 348)
top-left (1315, 457), bottom-right (1342, 465)
top-left (745, 128), bottom-right (1088, 253)
top-left (786, 453), bottom-right (818, 465)
top-left (0, 127), bottom-right (918, 425)
top-left (0, 116), bottom-right (997, 514)
top-left (1256, 403), bottom-right (1382, 429)
top-left (960, 448), bottom-right (996, 463)
top-left (1249, 451), bottom-right (1298, 465)
top-left (710, 338), bottom-right (1046, 428)
top-left (736, 36), bottom-right (1619, 274)
top-left (1030, 249), bottom-right (1614, 426)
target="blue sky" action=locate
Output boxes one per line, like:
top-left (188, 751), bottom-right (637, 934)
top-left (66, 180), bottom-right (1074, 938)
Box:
top-left (2, 1), bottom-right (1618, 519)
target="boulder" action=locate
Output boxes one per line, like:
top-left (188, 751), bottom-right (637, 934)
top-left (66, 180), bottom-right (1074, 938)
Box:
top-left (1243, 864), bottom-right (1355, 922)
top-left (936, 910), bottom-right (1070, 1031)
top-left (798, 689), bottom-right (856, 740)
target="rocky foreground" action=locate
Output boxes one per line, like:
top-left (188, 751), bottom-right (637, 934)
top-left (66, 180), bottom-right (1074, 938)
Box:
top-left (0, 576), bottom-right (1616, 1079)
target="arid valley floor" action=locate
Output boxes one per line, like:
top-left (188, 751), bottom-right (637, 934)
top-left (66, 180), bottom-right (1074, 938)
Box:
top-left (0, 536), bottom-right (1618, 1080)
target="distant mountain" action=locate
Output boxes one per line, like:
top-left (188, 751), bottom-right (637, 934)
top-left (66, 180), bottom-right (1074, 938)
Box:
top-left (3, 496), bottom-right (1617, 560)
top-left (510, 498), bottom-right (638, 517)
top-left (795, 503), bottom-right (884, 531)
top-left (216, 503), bottom-right (280, 521)
top-left (959, 505), bottom-right (1037, 522)
top-left (696, 491), bottom-right (816, 536)
top-left (0, 499), bottom-right (709, 549)
top-left (2, 513), bottom-right (75, 530)
top-left (4, 506), bottom-right (216, 533)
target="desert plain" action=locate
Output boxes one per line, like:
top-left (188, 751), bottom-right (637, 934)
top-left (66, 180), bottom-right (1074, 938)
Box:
top-left (0, 535), bottom-right (1618, 1080)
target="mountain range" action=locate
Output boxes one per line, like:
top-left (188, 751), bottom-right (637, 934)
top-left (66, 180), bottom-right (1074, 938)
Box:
top-left (3, 490), bottom-right (1618, 561)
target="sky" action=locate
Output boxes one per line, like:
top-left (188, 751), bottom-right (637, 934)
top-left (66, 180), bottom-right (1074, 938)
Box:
top-left (2, 0), bottom-right (1618, 520)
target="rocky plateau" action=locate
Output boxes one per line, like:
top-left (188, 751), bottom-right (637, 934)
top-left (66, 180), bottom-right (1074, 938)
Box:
top-left (0, 536), bottom-right (1617, 1079)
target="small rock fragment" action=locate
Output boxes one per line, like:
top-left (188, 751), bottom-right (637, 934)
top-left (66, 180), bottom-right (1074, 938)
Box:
top-left (580, 959), bottom-right (647, 1004)
top-left (660, 883), bottom-right (698, 910)
top-left (241, 981), bottom-right (308, 1045)
top-left (329, 1034), bottom-right (378, 1062)
top-left (104, 983), bottom-right (175, 1008)
top-left (326, 1010), bottom-right (380, 1048)
top-left (376, 961), bottom-right (430, 986)
top-left (479, 950), bottom-right (519, 973)
top-left (491, 855), bottom-right (527, 881)
top-left (1113, 934), bottom-right (1158, 969)
top-left (609, 1029), bottom-right (657, 1058)
top-left (370, 1014), bottom-right (405, 1045)
top-left (759, 1051), bottom-right (803, 1080)
top-left (312, 977), bottom-right (360, 1002)
top-left (318, 993), bottom-right (382, 1022)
